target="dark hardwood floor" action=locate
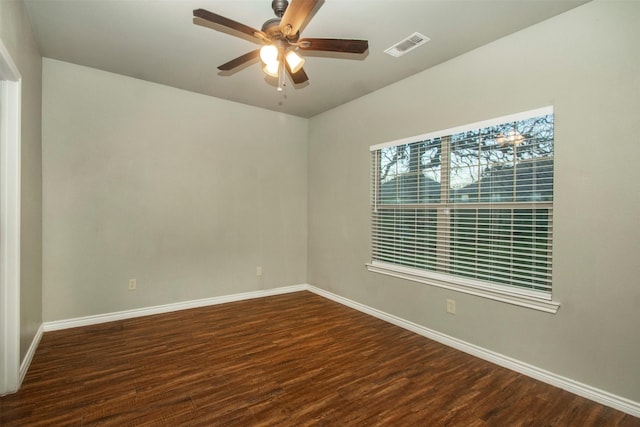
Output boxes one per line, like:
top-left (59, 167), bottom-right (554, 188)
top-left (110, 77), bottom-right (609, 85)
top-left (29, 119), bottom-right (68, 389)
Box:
top-left (1, 291), bottom-right (638, 426)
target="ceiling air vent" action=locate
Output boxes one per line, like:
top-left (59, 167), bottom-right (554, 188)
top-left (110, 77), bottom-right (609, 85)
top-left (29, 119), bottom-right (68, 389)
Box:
top-left (384, 32), bottom-right (430, 58)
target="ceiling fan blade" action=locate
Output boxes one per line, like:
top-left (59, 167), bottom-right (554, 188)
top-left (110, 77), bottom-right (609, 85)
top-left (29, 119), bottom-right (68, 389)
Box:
top-left (280, 0), bottom-right (320, 38)
top-left (218, 50), bottom-right (260, 71)
top-left (298, 38), bottom-right (369, 54)
top-left (193, 9), bottom-right (266, 42)
top-left (286, 63), bottom-right (309, 85)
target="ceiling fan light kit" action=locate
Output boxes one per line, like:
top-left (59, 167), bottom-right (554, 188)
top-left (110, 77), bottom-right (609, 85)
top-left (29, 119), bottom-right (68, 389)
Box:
top-left (193, 0), bottom-right (368, 92)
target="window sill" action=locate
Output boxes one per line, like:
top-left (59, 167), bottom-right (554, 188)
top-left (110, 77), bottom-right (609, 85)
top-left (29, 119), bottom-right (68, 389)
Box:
top-left (366, 261), bottom-right (560, 314)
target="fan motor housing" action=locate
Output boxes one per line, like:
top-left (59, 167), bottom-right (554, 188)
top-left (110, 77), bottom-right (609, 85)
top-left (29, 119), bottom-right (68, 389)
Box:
top-left (262, 18), bottom-right (283, 39)
top-left (261, 17), bottom-right (299, 42)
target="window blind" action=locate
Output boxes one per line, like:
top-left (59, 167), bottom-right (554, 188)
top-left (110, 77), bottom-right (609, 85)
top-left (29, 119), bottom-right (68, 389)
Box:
top-left (370, 107), bottom-right (554, 296)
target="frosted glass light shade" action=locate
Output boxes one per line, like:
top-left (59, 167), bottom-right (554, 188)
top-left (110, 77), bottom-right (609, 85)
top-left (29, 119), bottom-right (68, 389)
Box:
top-left (260, 45), bottom-right (279, 65)
top-left (263, 60), bottom-right (280, 77)
top-left (285, 50), bottom-right (305, 73)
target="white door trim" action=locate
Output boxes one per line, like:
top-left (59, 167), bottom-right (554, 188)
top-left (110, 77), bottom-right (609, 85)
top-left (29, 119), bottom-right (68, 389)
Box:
top-left (0, 39), bottom-right (22, 396)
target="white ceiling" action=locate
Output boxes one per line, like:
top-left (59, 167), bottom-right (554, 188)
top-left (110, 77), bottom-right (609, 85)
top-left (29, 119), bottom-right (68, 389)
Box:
top-left (24, 0), bottom-right (589, 118)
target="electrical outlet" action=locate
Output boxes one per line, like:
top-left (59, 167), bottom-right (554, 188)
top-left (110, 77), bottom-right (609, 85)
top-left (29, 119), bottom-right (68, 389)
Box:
top-left (446, 299), bottom-right (456, 314)
top-left (128, 279), bottom-right (137, 290)
top-left (256, 266), bottom-right (263, 277)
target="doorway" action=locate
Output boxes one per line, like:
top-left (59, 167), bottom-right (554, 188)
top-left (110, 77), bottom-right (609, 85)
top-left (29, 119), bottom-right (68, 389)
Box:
top-left (0, 39), bottom-right (21, 395)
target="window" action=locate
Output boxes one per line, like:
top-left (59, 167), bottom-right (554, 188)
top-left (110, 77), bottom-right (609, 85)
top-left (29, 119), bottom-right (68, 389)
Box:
top-left (367, 107), bottom-right (559, 313)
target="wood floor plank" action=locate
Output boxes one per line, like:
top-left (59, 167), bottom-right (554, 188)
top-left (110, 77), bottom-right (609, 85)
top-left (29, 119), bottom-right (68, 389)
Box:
top-left (1, 291), bottom-right (638, 426)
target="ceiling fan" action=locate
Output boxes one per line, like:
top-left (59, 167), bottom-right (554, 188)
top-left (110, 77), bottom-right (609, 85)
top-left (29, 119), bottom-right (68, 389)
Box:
top-left (193, 0), bottom-right (369, 92)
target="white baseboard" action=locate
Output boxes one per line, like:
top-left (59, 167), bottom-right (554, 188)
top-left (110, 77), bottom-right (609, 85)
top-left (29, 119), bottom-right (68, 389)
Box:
top-left (19, 323), bottom-right (43, 387)
top-left (39, 283), bottom-right (639, 418)
top-left (43, 284), bottom-right (307, 332)
top-left (306, 285), bottom-right (640, 419)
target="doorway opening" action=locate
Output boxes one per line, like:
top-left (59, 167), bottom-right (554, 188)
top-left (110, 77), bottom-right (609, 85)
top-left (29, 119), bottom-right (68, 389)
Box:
top-left (0, 39), bottom-right (21, 395)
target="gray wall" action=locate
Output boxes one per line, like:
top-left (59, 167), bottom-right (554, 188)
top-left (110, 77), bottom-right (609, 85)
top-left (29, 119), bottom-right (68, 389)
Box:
top-left (308, 0), bottom-right (640, 402)
top-left (0, 0), bottom-right (43, 362)
top-left (42, 59), bottom-right (308, 321)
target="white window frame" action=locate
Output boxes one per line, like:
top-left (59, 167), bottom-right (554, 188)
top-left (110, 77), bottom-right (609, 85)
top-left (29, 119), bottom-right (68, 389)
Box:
top-left (367, 107), bottom-right (560, 314)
